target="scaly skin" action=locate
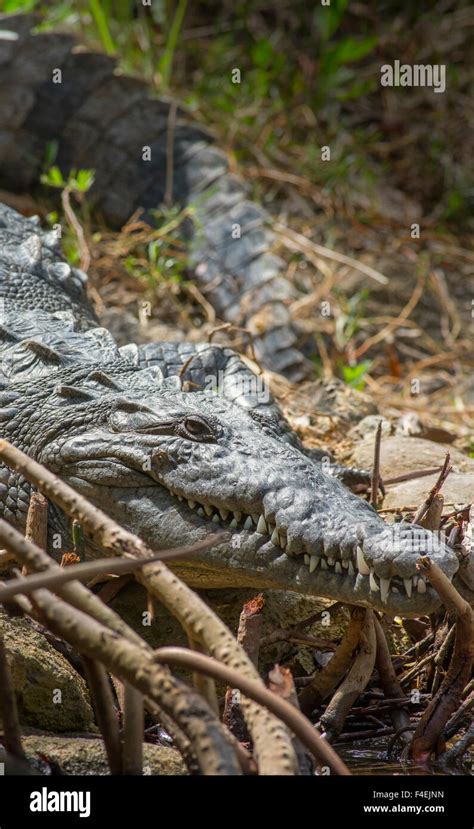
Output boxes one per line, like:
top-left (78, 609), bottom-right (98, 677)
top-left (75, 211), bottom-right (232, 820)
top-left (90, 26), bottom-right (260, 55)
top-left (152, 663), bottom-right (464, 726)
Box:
top-left (0, 11), bottom-right (311, 380)
top-left (0, 204), bottom-right (467, 618)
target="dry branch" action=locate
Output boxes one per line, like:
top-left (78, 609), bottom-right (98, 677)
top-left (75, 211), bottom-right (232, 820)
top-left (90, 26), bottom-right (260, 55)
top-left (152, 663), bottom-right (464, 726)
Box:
top-left (122, 683), bottom-right (144, 775)
top-left (0, 631), bottom-right (25, 763)
top-left (223, 593), bottom-right (264, 741)
top-left (154, 647), bottom-right (350, 775)
top-left (409, 556), bottom-right (474, 761)
top-left (374, 618), bottom-right (411, 744)
top-left (412, 454), bottom-right (452, 525)
top-left (320, 610), bottom-right (377, 740)
top-left (82, 656), bottom-right (122, 775)
top-left (299, 606), bottom-right (366, 715)
top-left (0, 536), bottom-right (223, 604)
top-left (0, 441), bottom-right (298, 775)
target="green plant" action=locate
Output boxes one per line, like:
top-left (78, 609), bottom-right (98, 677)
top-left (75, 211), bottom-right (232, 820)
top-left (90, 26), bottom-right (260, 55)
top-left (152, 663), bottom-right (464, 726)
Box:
top-left (340, 359), bottom-right (372, 390)
top-left (334, 288), bottom-right (369, 349)
top-left (87, 0), bottom-right (116, 54)
top-left (40, 165), bottom-right (95, 194)
top-left (313, 0), bottom-right (377, 105)
top-left (157, 0), bottom-right (188, 91)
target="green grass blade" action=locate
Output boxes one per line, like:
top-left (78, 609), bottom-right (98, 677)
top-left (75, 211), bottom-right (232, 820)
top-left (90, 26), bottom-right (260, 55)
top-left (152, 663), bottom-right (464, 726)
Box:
top-left (158, 0), bottom-right (188, 91)
top-left (88, 0), bottom-right (116, 54)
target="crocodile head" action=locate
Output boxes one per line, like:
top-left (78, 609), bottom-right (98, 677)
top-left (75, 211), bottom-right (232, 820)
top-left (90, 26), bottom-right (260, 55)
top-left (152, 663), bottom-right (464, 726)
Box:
top-left (1, 364), bottom-right (461, 618)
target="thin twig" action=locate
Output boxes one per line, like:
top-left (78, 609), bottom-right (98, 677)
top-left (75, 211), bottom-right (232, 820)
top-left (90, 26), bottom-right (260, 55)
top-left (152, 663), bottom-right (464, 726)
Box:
top-left (61, 186), bottom-right (91, 272)
top-left (164, 100), bottom-right (178, 207)
top-left (0, 535), bottom-right (224, 605)
top-left (370, 420), bottom-right (383, 506)
top-left (411, 453), bottom-right (452, 525)
top-left (274, 222), bottom-right (389, 285)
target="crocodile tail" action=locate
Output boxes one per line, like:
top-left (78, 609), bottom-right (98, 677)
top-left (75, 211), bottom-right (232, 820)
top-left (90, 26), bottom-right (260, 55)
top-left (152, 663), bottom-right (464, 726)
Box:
top-left (0, 13), bottom-right (312, 381)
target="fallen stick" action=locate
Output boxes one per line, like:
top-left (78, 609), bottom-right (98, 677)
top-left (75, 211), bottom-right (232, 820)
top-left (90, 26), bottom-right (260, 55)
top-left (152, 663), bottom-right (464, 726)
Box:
top-left (409, 556), bottom-right (474, 762)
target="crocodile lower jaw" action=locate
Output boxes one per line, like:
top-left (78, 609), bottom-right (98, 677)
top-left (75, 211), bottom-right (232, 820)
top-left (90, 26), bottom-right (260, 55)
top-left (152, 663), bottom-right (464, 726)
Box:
top-left (165, 488), bottom-right (431, 606)
top-left (68, 479), bottom-right (445, 618)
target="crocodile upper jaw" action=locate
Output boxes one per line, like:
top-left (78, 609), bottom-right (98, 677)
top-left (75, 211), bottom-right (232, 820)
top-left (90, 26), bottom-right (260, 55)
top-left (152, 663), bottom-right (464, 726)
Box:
top-left (65, 477), bottom-right (458, 618)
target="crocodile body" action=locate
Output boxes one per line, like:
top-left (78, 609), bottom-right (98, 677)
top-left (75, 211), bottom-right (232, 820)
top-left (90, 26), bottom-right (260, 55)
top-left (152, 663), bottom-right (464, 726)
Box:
top-left (0, 202), bottom-right (465, 618)
top-left (0, 12), bottom-right (312, 381)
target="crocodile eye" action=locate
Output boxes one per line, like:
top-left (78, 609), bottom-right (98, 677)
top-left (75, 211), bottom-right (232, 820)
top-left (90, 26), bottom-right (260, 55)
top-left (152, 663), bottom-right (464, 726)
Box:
top-left (180, 415), bottom-right (216, 442)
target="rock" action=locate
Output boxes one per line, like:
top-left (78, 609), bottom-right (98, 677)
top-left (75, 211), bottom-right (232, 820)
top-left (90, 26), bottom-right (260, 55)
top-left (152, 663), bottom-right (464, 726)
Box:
top-left (285, 378), bottom-right (378, 426)
top-left (20, 735), bottom-right (186, 775)
top-left (348, 415), bottom-right (393, 442)
top-left (350, 435), bottom-right (474, 478)
top-left (383, 472), bottom-right (474, 511)
top-left (0, 609), bottom-right (94, 733)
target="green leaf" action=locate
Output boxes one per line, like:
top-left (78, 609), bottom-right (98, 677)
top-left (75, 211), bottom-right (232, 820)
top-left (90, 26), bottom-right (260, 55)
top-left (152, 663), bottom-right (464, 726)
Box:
top-left (74, 169), bottom-right (95, 193)
top-left (251, 38), bottom-right (274, 69)
top-left (321, 36), bottom-right (377, 76)
top-left (88, 0), bottom-right (116, 55)
top-left (4, 0), bottom-right (37, 11)
top-left (40, 166), bottom-right (65, 188)
top-left (340, 360), bottom-right (372, 390)
top-left (314, 0), bottom-right (349, 41)
top-left (157, 0), bottom-right (188, 91)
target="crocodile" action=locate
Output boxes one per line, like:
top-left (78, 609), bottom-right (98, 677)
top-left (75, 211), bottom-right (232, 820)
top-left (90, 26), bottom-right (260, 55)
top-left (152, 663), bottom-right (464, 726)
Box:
top-left (0, 202), bottom-right (469, 619)
top-left (0, 11), bottom-right (312, 381)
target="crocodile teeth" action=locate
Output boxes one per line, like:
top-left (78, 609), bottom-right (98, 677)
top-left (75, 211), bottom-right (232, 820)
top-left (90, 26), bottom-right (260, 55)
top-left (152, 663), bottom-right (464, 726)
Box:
top-left (327, 556), bottom-right (335, 567)
top-left (204, 505), bottom-right (213, 517)
top-left (348, 561), bottom-right (355, 576)
top-left (321, 559), bottom-right (328, 570)
top-left (244, 516), bottom-right (253, 530)
top-left (304, 554), bottom-right (310, 565)
top-left (403, 578), bottom-right (413, 598)
top-left (256, 515), bottom-right (267, 534)
top-left (342, 560), bottom-right (349, 569)
top-left (234, 512), bottom-right (242, 522)
top-left (391, 586), bottom-right (400, 594)
top-left (219, 509), bottom-right (229, 521)
top-left (188, 500), bottom-right (196, 509)
top-left (334, 562), bottom-right (342, 574)
top-left (212, 514), bottom-right (220, 524)
top-left (177, 495), bottom-right (183, 501)
top-left (229, 518), bottom-right (238, 528)
top-left (309, 555), bottom-right (320, 573)
top-left (417, 578), bottom-right (426, 594)
top-left (197, 507), bottom-right (205, 517)
top-left (251, 514), bottom-right (259, 526)
top-left (380, 577), bottom-right (390, 604)
top-left (271, 528), bottom-right (280, 546)
top-left (356, 547), bottom-right (370, 576)
top-left (369, 571), bottom-right (379, 592)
